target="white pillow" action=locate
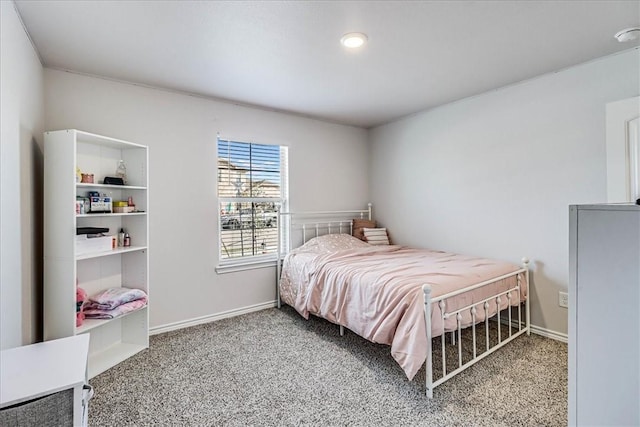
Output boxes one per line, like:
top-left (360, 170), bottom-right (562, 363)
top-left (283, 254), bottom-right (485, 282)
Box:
top-left (314, 233), bottom-right (370, 252)
top-left (363, 227), bottom-right (390, 245)
top-left (298, 233), bottom-right (370, 254)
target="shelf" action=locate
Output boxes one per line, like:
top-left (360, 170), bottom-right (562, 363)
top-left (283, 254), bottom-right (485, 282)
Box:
top-left (76, 212), bottom-right (147, 218)
top-left (76, 183), bottom-right (146, 190)
top-left (86, 342), bottom-right (147, 379)
top-left (76, 304), bottom-right (148, 334)
top-left (76, 245), bottom-right (147, 261)
top-left (74, 129), bottom-right (147, 150)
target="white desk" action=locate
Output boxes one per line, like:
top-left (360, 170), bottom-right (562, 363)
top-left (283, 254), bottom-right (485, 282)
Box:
top-left (1, 334), bottom-right (90, 426)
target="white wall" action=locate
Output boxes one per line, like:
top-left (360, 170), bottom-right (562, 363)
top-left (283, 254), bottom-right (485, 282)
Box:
top-left (0, 1), bottom-right (44, 349)
top-left (44, 69), bottom-right (369, 330)
top-left (369, 48), bottom-right (640, 336)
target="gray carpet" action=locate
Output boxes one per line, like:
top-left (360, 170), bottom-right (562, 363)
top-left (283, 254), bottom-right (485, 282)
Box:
top-left (89, 306), bottom-right (567, 426)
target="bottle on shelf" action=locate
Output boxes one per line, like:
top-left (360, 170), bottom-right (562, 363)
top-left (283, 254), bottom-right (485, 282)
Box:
top-left (124, 231), bottom-right (131, 247)
top-left (115, 159), bottom-right (127, 184)
top-left (118, 228), bottom-right (125, 247)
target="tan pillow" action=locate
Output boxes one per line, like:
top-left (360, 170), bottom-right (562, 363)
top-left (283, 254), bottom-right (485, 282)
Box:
top-left (352, 218), bottom-right (376, 241)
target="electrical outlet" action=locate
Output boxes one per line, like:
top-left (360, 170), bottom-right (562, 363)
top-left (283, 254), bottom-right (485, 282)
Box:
top-left (559, 291), bottom-right (569, 308)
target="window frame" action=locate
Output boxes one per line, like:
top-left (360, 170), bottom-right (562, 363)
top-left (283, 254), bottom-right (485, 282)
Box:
top-left (215, 137), bottom-right (288, 274)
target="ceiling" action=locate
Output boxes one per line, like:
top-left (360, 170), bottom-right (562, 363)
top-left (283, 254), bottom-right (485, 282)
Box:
top-left (14, 1), bottom-right (640, 128)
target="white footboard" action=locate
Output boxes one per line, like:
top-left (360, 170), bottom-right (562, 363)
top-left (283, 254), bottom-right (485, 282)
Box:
top-left (422, 258), bottom-right (530, 398)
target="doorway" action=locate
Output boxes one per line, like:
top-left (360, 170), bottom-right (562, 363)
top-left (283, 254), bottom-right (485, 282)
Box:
top-left (606, 96), bottom-right (640, 202)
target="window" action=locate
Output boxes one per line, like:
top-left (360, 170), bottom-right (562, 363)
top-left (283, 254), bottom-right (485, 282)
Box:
top-left (217, 137), bottom-right (288, 270)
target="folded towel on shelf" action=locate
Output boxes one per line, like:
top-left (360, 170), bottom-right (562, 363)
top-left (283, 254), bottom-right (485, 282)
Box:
top-left (85, 287), bottom-right (147, 311)
top-left (83, 297), bottom-right (147, 319)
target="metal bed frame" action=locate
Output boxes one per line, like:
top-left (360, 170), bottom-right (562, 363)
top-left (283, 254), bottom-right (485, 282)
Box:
top-left (275, 205), bottom-right (530, 398)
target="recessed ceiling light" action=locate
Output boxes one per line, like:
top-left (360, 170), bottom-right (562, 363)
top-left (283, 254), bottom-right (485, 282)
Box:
top-left (340, 32), bottom-right (368, 49)
top-left (614, 27), bottom-right (640, 42)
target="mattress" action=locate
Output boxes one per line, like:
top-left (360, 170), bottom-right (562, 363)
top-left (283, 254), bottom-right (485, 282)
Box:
top-left (279, 234), bottom-right (526, 380)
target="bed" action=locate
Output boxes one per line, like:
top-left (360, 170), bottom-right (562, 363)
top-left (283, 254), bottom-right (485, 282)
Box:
top-left (276, 206), bottom-right (530, 398)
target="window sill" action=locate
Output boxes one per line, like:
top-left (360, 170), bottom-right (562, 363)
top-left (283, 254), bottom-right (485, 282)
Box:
top-left (215, 257), bottom-right (277, 274)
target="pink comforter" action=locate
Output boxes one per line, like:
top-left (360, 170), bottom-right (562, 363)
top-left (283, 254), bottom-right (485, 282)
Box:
top-left (280, 239), bottom-right (525, 380)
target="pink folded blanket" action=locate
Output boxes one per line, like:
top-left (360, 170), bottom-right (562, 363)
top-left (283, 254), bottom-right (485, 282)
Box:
top-left (85, 287), bottom-right (147, 310)
top-left (83, 297), bottom-right (147, 319)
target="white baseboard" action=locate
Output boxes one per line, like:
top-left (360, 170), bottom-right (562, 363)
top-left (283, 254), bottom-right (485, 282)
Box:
top-left (149, 301), bottom-right (568, 345)
top-left (530, 324), bottom-right (568, 343)
top-left (493, 314), bottom-right (567, 343)
top-left (493, 318), bottom-right (567, 343)
top-left (150, 301), bottom-right (277, 336)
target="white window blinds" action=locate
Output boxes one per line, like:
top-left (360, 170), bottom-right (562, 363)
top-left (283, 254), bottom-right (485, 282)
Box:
top-left (217, 138), bottom-right (288, 261)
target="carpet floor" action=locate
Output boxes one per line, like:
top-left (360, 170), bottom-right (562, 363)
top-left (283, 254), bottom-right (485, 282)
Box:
top-left (89, 306), bottom-right (567, 426)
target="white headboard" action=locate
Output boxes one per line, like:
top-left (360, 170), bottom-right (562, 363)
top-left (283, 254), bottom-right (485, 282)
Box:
top-left (277, 203), bottom-right (372, 256)
top-left (275, 204), bottom-right (372, 307)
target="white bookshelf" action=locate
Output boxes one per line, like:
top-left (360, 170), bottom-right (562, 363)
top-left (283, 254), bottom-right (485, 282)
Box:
top-left (44, 129), bottom-right (149, 379)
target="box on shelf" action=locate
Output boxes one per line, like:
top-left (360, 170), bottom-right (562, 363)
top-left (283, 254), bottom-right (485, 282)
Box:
top-left (112, 200), bottom-right (134, 214)
top-left (113, 206), bottom-right (135, 213)
top-left (75, 235), bottom-right (113, 256)
top-left (89, 197), bottom-right (112, 213)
